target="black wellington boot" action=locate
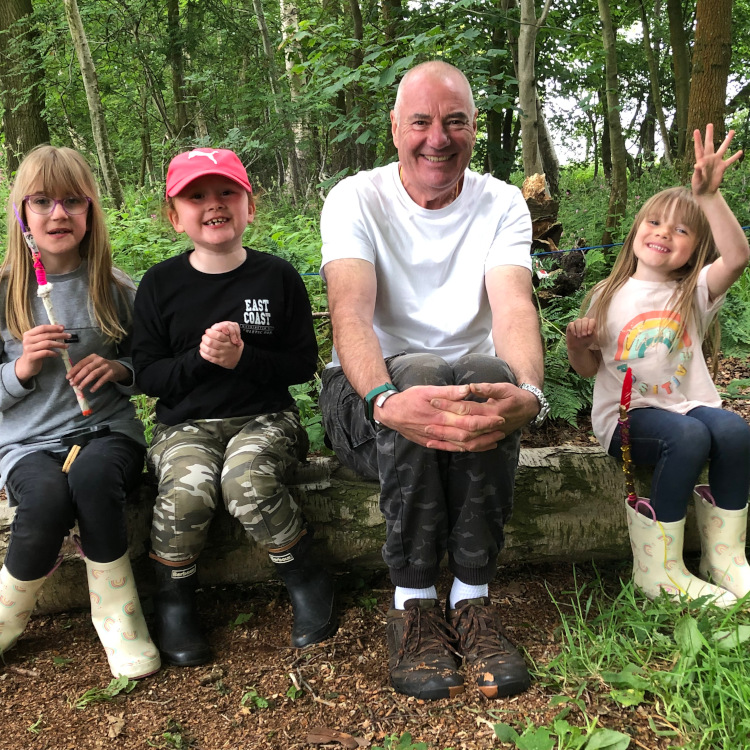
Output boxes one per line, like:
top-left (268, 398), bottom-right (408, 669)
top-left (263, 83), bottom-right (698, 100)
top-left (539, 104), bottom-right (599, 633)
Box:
top-left (152, 558), bottom-right (211, 666)
top-left (269, 529), bottom-right (338, 648)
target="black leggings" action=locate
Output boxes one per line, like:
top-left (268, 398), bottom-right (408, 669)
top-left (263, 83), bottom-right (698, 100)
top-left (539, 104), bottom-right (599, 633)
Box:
top-left (4, 434), bottom-right (145, 579)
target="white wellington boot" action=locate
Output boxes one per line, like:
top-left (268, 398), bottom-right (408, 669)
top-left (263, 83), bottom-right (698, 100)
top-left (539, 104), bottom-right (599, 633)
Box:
top-left (86, 553), bottom-right (161, 679)
top-left (693, 485), bottom-right (750, 600)
top-left (625, 499), bottom-right (737, 608)
top-left (0, 566), bottom-right (46, 655)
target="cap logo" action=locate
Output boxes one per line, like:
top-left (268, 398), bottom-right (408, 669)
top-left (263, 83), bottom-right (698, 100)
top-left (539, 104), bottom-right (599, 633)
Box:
top-left (187, 149), bottom-right (219, 164)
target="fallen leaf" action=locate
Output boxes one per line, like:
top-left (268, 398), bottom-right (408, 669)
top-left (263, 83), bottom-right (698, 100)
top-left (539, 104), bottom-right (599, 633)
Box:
top-left (306, 726), bottom-right (368, 748)
top-left (106, 713), bottom-right (125, 738)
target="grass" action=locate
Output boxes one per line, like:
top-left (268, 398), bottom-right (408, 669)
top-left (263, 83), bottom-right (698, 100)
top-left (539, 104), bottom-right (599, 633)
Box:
top-left (536, 567), bottom-right (750, 750)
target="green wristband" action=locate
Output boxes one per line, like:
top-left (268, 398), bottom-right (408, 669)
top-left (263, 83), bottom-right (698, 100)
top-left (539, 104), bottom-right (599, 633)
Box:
top-left (364, 383), bottom-right (398, 423)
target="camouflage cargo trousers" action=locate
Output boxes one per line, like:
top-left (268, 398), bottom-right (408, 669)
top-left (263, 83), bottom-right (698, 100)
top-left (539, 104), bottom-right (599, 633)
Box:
top-left (148, 409), bottom-right (308, 562)
top-left (319, 353), bottom-right (521, 589)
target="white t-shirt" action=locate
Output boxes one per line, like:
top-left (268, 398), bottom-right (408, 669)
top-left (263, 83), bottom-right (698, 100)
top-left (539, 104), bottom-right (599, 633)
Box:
top-left (320, 163), bottom-right (532, 366)
top-left (591, 265), bottom-right (723, 450)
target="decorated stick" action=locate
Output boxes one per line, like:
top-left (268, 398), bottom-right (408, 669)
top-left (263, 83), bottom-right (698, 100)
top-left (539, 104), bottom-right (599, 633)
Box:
top-left (12, 204), bottom-right (92, 416)
top-left (618, 367), bottom-right (637, 504)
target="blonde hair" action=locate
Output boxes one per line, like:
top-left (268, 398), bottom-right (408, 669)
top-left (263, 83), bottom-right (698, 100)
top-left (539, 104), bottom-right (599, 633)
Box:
top-left (582, 186), bottom-right (721, 369)
top-left (1, 145), bottom-right (130, 342)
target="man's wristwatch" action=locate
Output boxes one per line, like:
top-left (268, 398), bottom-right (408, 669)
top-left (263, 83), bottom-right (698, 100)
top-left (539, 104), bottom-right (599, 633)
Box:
top-left (519, 383), bottom-right (550, 427)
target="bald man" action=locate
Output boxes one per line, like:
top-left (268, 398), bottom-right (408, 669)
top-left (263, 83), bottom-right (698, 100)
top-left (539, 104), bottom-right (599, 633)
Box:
top-left (319, 61), bottom-right (545, 701)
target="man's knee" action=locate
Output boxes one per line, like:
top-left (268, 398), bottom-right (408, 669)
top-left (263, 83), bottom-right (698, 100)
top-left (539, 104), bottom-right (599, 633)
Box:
top-left (453, 354), bottom-right (515, 385)
top-left (387, 353), bottom-right (453, 388)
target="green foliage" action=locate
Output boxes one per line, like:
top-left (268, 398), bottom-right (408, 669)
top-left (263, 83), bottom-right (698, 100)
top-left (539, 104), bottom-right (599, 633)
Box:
top-left (285, 683), bottom-right (303, 701)
top-left (26, 715), bottom-right (43, 735)
top-left (373, 733), bottom-right (429, 750)
top-left (240, 686), bottom-right (269, 710)
top-left (539, 568), bottom-right (750, 750)
top-left (75, 676), bottom-right (137, 709)
top-left (157, 719), bottom-right (195, 749)
top-left (230, 612), bottom-right (254, 628)
top-left (719, 270), bottom-right (750, 356)
top-left (493, 715), bottom-right (630, 750)
top-left (107, 196), bottom-right (183, 282)
top-left (721, 377), bottom-right (750, 399)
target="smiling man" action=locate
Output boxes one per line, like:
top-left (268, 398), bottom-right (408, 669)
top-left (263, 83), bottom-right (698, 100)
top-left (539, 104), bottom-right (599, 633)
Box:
top-left (319, 61), bottom-right (546, 701)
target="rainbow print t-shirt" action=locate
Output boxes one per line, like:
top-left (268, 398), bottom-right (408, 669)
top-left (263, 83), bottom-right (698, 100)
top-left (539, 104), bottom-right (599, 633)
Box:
top-left (591, 265), bottom-right (723, 450)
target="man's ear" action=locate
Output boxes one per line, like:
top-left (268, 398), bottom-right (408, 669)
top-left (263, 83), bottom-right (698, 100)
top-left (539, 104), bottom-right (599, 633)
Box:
top-left (390, 110), bottom-right (399, 149)
top-left (247, 198), bottom-right (256, 225)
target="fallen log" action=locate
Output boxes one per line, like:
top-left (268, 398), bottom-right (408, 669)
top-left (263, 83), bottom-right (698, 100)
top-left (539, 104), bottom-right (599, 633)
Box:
top-left (0, 446), bottom-right (713, 614)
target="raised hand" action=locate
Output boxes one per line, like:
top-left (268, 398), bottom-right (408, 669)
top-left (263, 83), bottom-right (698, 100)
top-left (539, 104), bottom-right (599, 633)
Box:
top-left (692, 124), bottom-right (743, 196)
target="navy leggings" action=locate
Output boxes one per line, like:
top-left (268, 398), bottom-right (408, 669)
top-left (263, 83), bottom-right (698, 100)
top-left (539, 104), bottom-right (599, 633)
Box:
top-left (4, 434), bottom-right (145, 579)
top-left (608, 406), bottom-right (750, 522)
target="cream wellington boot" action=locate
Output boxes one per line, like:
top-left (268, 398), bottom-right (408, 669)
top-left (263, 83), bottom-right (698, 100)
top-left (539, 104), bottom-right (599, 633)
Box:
top-left (0, 566), bottom-right (47, 655)
top-left (86, 553), bottom-right (161, 679)
top-left (693, 485), bottom-right (750, 600)
top-left (625, 499), bottom-right (737, 608)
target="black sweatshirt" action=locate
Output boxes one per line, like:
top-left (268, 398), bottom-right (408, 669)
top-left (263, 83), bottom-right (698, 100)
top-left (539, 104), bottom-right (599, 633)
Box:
top-left (132, 248), bottom-right (317, 426)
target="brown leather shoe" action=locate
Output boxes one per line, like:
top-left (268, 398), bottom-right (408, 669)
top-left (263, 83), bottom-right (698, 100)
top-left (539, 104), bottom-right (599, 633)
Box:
top-left (448, 597), bottom-right (530, 698)
top-left (386, 598), bottom-right (464, 700)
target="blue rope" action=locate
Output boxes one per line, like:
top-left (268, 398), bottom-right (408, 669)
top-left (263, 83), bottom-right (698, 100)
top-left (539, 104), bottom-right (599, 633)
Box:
top-left (301, 225), bottom-right (750, 274)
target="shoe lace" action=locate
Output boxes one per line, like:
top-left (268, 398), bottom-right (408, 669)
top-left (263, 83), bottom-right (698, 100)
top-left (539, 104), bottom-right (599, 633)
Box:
top-left (453, 602), bottom-right (511, 659)
top-left (398, 605), bottom-right (461, 664)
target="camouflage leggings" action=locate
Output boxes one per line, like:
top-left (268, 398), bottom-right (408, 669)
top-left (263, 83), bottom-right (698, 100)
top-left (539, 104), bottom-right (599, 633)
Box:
top-left (148, 409), bottom-right (308, 562)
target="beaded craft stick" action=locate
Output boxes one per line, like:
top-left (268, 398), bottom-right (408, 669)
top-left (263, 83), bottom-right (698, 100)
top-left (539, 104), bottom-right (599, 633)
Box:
top-left (12, 203), bottom-right (92, 416)
top-left (619, 367), bottom-right (636, 504)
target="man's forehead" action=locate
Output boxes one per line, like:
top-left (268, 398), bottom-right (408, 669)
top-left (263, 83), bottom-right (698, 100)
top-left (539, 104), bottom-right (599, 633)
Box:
top-left (399, 73), bottom-right (473, 110)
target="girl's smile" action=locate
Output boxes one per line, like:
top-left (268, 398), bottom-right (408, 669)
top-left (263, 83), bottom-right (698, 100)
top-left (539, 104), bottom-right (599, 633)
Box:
top-left (632, 209), bottom-right (696, 282)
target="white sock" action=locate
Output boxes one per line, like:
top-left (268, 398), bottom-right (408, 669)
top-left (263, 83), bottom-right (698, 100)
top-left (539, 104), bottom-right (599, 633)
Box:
top-left (394, 585), bottom-right (438, 610)
top-left (449, 579), bottom-right (488, 609)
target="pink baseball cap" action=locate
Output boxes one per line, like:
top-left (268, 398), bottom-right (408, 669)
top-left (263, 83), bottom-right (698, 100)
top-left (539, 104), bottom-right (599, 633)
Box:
top-left (166, 148), bottom-right (253, 197)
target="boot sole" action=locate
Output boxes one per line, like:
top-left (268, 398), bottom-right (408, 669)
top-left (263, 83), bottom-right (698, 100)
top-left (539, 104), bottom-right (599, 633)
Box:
top-left (292, 616), bottom-right (339, 648)
top-left (391, 680), bottom-right (465, 701)
top-left (477, 674), bottom-right (531, 699)
top-left (160, 649), bottom-right (212, 667)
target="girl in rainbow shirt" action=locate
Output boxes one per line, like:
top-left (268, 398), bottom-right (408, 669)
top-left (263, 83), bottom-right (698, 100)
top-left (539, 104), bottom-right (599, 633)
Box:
top-left (567, 125), bottom-right (750, 607)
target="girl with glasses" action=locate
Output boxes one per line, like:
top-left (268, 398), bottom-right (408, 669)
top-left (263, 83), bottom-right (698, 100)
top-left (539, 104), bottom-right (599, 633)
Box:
top-left (0, 145), bottom-right (160, 679)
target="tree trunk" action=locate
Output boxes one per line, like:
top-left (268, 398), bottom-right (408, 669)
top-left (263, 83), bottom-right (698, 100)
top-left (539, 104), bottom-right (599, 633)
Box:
top-left (639, 0), bottom-right (672, 165)
top-left (517, 0), bottom-right (552, 177)
top-left (280, 0), bottom-right (308, 194)
top-left (684, 0), bottom-right (732, 167)
top-left (347, 0), bottom-right (375, 170)
top-left (600, 91), bottom-right (611, 179)
top-left (62, 0), bottom-right (124, 207)
top-left (485, 22), bottom-right (510, 179)
top-left (138, 87), bottom-right (153, 187)
top-left (8, 448), bottom-right (720, 614)
top-left (0, 0), bottom-right (50, 173)
top-left (666, 0), bottom-right (691, 160)
top-left (597, 0), bottom-right (627, 246)
top-left (536, 94), bottom-right (560, 197)
top-left (252, 0), bottom-right (301, 202)
top-left (587, 110), bottom-right (599, 177)
top-left (166, 0), bottom-right (191, 139)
